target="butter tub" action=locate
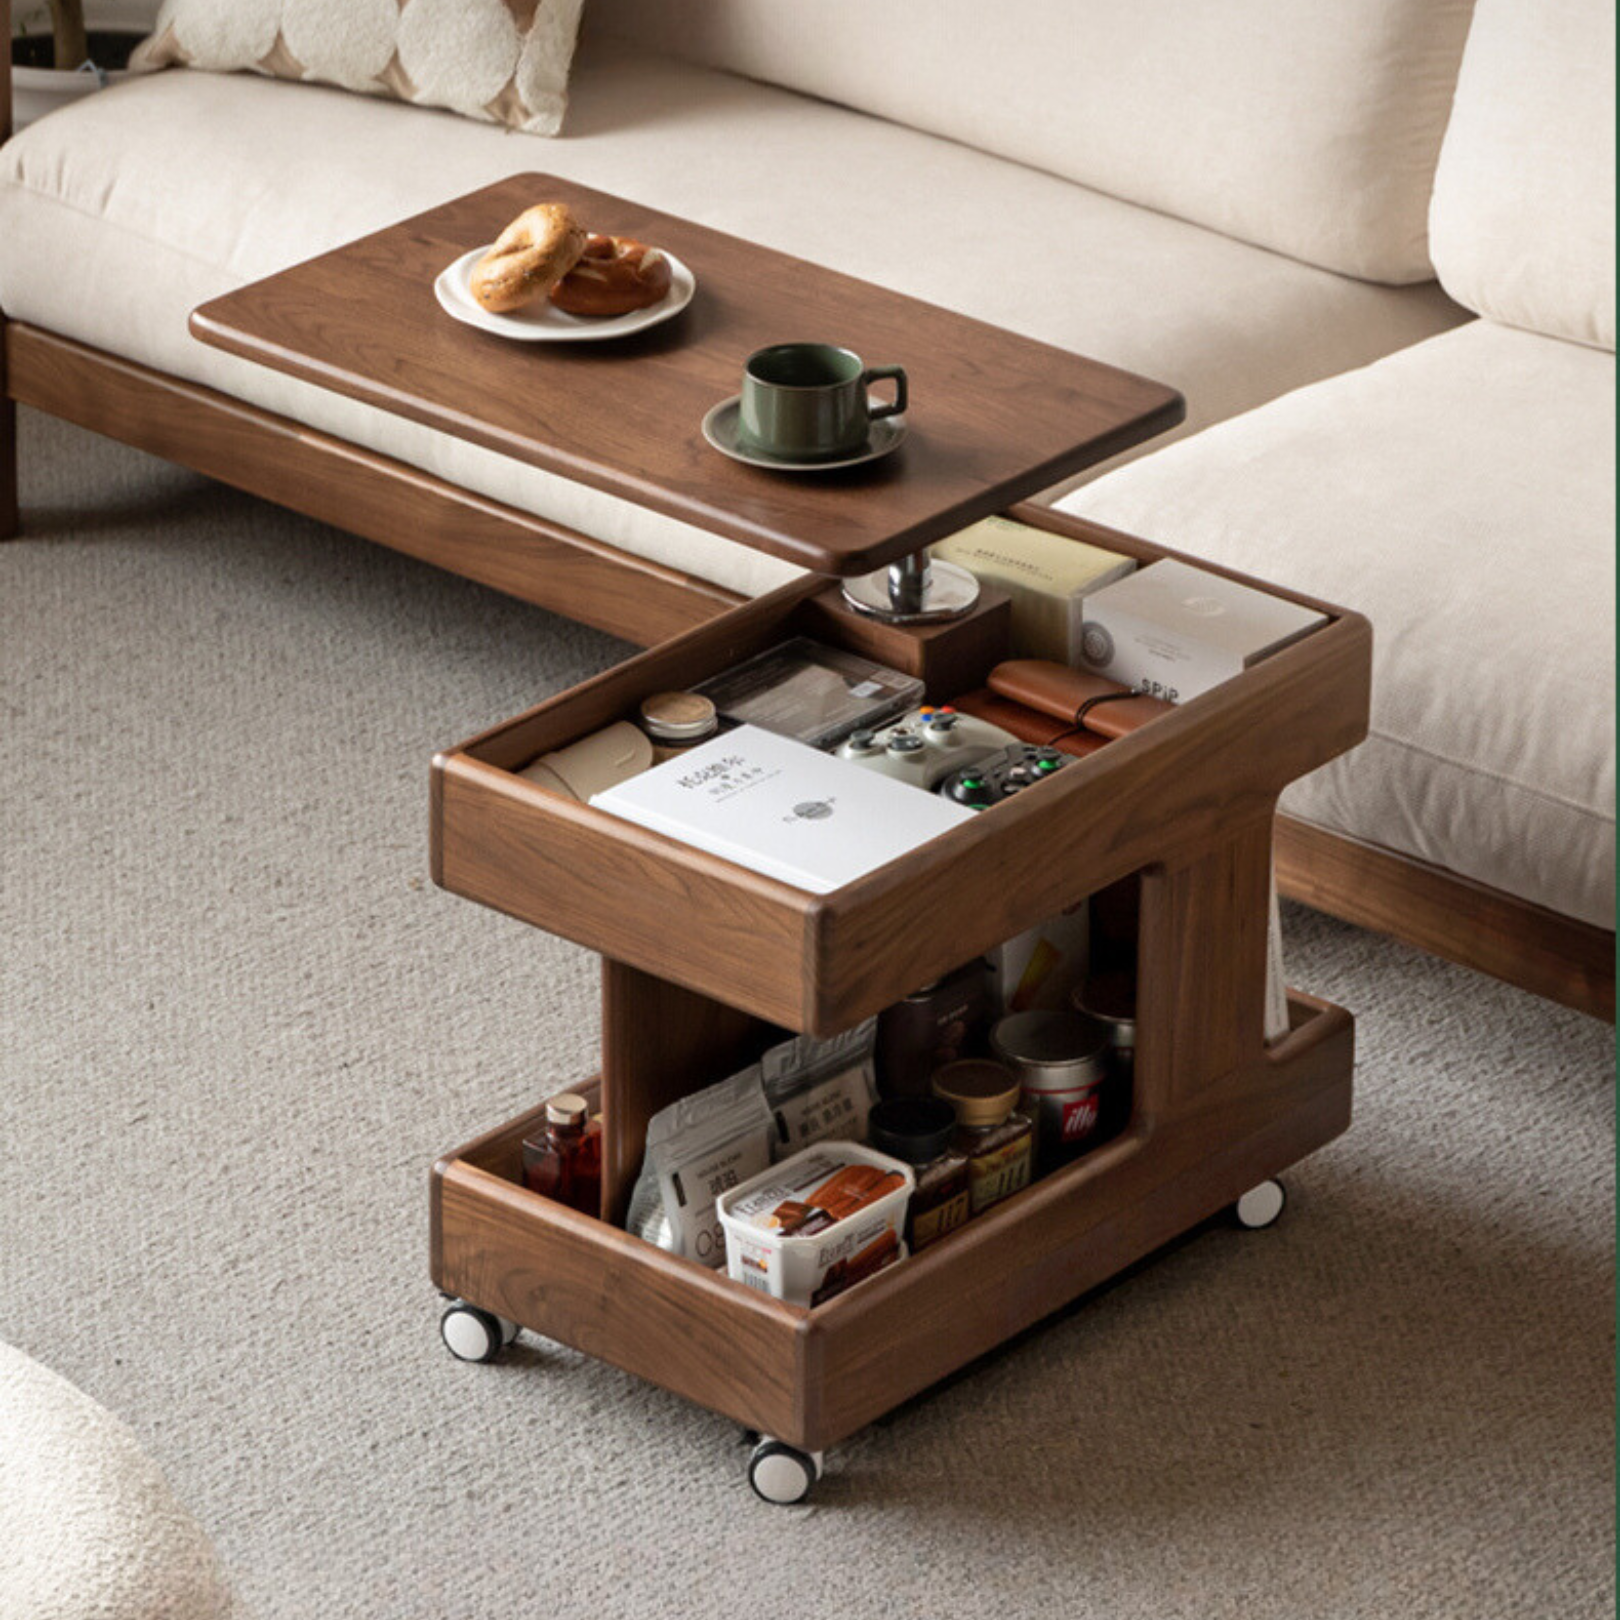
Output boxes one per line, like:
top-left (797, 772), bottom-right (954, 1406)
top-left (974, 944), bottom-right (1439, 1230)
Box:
top-left (717, 1143), bottom-right (915, 1307)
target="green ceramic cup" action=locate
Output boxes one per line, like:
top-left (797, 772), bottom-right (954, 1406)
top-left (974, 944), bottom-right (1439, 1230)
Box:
top-left (738, 343), bottom-right (908, 461)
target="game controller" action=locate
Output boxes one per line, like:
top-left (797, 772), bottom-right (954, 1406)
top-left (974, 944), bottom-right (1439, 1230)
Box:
top-left (834, 706), bottom-right (1017, 788)
top-left (938, 744), bottom-right (1072, 809)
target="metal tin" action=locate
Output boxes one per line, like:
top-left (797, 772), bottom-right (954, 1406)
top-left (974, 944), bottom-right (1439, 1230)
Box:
top-left (990, 1010), bottom-right (1111, 1171)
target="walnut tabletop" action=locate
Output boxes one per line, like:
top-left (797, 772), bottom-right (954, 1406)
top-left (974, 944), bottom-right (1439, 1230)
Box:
top-left (190, 175), bottom-right (1184, 578)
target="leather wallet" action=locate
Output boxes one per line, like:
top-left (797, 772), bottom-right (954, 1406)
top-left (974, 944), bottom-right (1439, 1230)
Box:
top-left (987, 660), bottom-right (1173, 739)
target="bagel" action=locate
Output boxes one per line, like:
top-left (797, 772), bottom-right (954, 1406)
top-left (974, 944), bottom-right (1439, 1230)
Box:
top-left (470, 203), bottom-right (586, 313)
top-left (549, 234), bottom-right (673, 317)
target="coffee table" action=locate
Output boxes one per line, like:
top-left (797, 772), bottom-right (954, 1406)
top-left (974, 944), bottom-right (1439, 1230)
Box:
top-left (191, 174), bottom-right (1183, 619)
top-left (188, 181), bottom-right (1369, 1502)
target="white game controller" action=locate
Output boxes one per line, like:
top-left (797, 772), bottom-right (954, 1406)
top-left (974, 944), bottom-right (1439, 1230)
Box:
top-left (834, 705), bottom-right (1017, 788)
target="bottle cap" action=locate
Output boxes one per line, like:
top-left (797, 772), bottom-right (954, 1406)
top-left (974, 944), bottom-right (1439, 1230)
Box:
top-left (931, 1059), bottom-right (1020, 1128)
top-left (545, 1092), bottom-right (589, 1126)
top-left (639, 691), bottom-right (718, 742)
top-left (868, 1097), bottom-right (958, 1165)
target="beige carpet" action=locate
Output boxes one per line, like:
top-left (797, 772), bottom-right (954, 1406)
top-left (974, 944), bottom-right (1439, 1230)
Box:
top-left (2, 408), bottom-right (1613, 1619)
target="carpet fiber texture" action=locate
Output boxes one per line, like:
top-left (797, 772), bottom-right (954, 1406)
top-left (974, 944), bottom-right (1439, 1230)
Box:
top-left (1, 409), bottom-right (1613, 1619)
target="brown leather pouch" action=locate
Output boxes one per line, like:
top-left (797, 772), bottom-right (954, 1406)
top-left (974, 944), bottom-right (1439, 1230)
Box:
top-left (986, 659), bottom-right (1172, 738)
top-left (952, 689), bottom-right (1108, 758)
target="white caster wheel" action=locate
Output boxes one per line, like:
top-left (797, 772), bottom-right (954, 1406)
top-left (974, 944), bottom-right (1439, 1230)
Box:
top-left (439, 1301), bottom-right (510, 1363)
top-left (1234, 1178), bottom-right (1287, 1231)
top-left (747, 1439), bottom-right (822, 1506)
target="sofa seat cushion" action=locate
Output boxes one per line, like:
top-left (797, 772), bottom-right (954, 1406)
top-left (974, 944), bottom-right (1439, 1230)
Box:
top-left (1058, 320), bottom-right (1616, 929)
top-left (0, 37), bottom-right (1465, 598)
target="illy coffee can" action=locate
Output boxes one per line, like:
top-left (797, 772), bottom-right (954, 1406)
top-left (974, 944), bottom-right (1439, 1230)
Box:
top-left (990, 1010), bottom-right (1111, 1173)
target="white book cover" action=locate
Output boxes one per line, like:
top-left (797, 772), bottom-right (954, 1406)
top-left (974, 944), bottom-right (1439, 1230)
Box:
top-left (590, 725), bottom-right (977, 894)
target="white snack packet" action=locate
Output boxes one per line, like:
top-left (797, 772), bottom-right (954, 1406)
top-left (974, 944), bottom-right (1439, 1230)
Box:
top-left (759, 1019), bottom-right (878, 1163)
top-left (625, 1069), bottom-right (774, 1268)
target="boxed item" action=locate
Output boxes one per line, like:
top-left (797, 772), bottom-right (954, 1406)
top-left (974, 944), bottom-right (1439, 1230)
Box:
top-left (992, 900), bottom-right (1090, 1014)
top-left (692, 638), bottom-right (923, 749)
top-left (1077, 559), bottom-right (1328, 704)
top-left (931, 514), bottom-right (1135, 663)
top-left (717, 1143), bottom-right (915, 1306)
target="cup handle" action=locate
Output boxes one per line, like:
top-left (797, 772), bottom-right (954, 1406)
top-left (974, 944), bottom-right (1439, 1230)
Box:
top-left (862, 365), bottom-right (908, 421)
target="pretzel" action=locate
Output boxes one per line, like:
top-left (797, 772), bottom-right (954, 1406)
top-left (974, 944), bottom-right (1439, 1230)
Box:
top-left (469, 203), bottom-right (586, 313)
top-left (549, 234), bottom-right (673, 317)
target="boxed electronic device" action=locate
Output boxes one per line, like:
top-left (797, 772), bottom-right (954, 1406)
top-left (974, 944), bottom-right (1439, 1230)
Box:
top-left (930, 514), bottom-right (1135, 663)
top-left (1077, 559), bottom-right (1327, 703)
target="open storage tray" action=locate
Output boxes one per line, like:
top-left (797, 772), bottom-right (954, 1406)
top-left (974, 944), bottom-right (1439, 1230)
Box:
top-left (432, 994), bottom-right (1354, 1453)
top-left (431, 508), bottom-right (1372, 1035)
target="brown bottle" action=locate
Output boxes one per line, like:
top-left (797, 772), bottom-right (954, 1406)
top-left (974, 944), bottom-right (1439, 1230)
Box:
top-left (522, 1093), bottom-right (603, 1216)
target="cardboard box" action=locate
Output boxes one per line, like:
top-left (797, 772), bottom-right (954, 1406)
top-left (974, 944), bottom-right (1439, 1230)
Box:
top-left (931, 515), bottom-right (1135, 663)
top-left (1077, 559), bottom-right (1327, 703)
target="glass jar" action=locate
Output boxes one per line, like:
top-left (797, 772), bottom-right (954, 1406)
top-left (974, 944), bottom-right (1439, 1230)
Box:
top-left (638, 691), bottom-right (719, 762)
top-left (867, 1096), bottom-right (971, 1252)
top-left (522, 1092), bottom-right (602, 1215)
top-left (930, 1060), bottom-right (1033, 1215)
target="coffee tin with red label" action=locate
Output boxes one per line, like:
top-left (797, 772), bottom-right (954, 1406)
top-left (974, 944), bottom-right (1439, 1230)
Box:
top-left (990, 1010), bottom-right (1111, 1173)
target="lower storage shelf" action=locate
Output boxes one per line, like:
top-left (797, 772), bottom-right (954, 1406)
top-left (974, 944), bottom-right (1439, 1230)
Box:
top-left (431, 994), bottom-right (1353, 1452)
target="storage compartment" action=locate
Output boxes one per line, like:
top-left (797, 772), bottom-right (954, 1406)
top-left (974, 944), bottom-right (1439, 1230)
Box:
top-left (431, 991), bottom-right (1353, 1451)
top-left (432, 508), bottom-right (1371, 1033)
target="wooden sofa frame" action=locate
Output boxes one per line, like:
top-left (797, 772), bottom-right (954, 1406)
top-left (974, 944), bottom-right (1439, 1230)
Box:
top-left (0, 38), bottom-right (1609, 1021)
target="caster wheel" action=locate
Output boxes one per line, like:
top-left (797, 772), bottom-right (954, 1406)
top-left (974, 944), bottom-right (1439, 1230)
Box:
top-left (1234, 1178), bottom-right (1287, 1231)
top-left (440, 1301), bottom-right (506, 1363)
top-left (499, 1316), bottom-right (521, 1346)
top-left (748, 1439), bottom-right (821, 1506)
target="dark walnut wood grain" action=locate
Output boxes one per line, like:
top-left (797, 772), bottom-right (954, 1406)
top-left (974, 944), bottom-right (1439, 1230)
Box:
top-left (190, 174), bottom-right (1185, 577)
top-left (433, 527), bottom-right (1371, 1032)
top-left (433, 993), bottom-right (1352, 1451)
top-left (1276, 816), bottom-right (1615, 1021)
top-left (5, 325), bottom-right (736, 644)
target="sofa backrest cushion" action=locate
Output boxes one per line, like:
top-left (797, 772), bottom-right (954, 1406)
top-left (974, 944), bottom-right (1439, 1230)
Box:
top-left (588, 0), bottom-right (1475, 283)
top-left (1429, 0), bottom-right (1616, 350)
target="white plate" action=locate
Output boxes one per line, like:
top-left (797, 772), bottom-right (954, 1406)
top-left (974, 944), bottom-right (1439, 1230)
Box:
top-left (434, 244), bottom-right (696, 342)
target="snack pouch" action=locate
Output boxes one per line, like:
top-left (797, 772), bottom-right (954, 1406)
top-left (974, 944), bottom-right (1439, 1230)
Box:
top-left (625, 1068), bottom-right (773, 1267)
top-left (760, 1019), bottom-right (878, 1162)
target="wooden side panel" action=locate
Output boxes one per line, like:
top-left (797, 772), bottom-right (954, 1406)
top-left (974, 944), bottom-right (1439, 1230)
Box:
top-left (600, 964), bottom-right (776, 1225)
top-left (803, 999), bottom-right (1354, 1449)
top-left (4, 325), bottom-right (738, 645)
top-left (811, 614), bottom-right (1371, 1031)
top-left (1136, 815), bottom-right (1275, 1111)
top-left (433, 754), bottom-right (815, 1029)
top-left (432, 1159), bottom-right (807, 1441)
top-left (1277, 816), bottom-right (1615, 1022)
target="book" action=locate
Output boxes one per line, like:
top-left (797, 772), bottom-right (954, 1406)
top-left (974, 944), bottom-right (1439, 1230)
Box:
top-left (1078, 559), bottom-right (1327, 703)
top-left (930, 514), bottom-right (1136, 663)
top-left (589, 725), bottom-right (977, 894)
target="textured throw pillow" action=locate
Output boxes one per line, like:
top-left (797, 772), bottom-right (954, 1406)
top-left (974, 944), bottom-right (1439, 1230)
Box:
top-left (130, 0), bottom-right (587, 136)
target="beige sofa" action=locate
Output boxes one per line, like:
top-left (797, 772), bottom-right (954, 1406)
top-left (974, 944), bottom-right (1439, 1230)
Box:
top-left (0, 0), bottom-right (1611, 1008)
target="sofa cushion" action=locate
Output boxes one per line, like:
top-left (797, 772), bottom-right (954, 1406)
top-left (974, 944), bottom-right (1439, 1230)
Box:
top-left (1429, 0), bottom-right (1616, 350)
top-left (0, 1341), bottom-right (232, 1620)
top-left (0, 39), bottom-right (1465, 598)
top-left (131, 0), bottom-right (588, 137)
top-left (1058, 320), bottom-right (1616, 929)
top-left (589, 0), bottom-right (1476, 284)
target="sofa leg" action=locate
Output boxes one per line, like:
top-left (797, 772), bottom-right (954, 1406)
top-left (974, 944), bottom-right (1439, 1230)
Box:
top-left (0, 395), bottom-right (17, 541)
top-left (0, 315), bottom-right (17, 540)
